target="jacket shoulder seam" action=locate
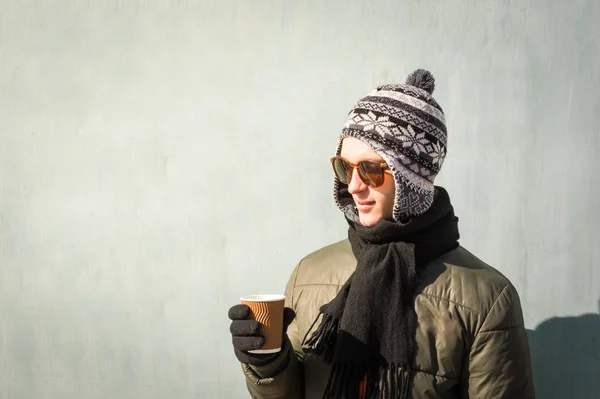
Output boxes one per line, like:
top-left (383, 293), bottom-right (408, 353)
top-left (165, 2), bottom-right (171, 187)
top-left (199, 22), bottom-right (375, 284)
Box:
top-left (477, 283), bottom-right (510, 334)
top-left (417, 292), bottom-right (483, 315)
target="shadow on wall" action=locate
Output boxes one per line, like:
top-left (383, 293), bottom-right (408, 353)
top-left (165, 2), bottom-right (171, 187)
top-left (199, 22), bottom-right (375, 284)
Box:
top-left (527, 301), bottom-right (600, 399)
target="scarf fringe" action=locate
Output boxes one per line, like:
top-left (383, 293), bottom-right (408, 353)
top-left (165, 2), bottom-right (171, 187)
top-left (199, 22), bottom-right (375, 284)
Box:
top-left (323, 363), bottom-right (411, 399)
top-left (302, 312), bottom-right (339, 362)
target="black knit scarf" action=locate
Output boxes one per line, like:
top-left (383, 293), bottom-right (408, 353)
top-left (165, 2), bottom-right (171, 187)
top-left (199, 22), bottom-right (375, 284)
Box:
top-left (302, 187), bottom-right (460, 399)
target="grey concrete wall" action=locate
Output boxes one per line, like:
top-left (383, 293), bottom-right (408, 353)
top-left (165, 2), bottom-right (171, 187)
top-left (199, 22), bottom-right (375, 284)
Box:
top-left (1, 1), bottom-right (598, 398)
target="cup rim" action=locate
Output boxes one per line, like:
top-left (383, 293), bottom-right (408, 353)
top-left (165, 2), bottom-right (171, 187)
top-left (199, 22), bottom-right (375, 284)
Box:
top-left (240, 294), bottom-right (286, 302)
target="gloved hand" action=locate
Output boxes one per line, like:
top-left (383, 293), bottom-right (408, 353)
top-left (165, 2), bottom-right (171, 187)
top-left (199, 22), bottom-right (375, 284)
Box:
top-left (228, 304), bottom-right (296, 366)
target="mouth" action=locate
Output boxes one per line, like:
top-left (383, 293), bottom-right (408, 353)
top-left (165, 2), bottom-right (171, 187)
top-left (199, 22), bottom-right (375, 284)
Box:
top-left (356, 200), bottom-right (376, 212)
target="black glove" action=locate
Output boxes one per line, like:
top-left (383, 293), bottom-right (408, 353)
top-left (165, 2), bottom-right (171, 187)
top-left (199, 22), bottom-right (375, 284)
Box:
top-left (228, 304), bottom-right (296, 366)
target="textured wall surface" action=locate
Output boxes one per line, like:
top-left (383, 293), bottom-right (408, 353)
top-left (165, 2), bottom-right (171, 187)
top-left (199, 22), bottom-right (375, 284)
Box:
top-left (1, 1), bottom-right (599, 398)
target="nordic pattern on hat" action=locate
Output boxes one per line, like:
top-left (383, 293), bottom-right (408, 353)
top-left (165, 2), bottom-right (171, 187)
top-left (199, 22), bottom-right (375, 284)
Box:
top-left (333, 69), bottom-right (448, 222)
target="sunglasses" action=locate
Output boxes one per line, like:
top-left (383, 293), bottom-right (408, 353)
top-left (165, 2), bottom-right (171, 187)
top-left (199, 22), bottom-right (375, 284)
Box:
top-left (330, 156), bottom-right (391, 188)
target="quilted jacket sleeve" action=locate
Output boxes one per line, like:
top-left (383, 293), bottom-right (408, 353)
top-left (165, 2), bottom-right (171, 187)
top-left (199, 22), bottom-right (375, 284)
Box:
top-left (461, 283), bottom-right (536, 398)
top-left (243, 263), bottom-right (304, 399)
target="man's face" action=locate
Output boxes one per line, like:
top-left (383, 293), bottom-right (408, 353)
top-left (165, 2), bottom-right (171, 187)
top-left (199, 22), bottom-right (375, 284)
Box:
top-left (340, 137), bottom-right (395, 227)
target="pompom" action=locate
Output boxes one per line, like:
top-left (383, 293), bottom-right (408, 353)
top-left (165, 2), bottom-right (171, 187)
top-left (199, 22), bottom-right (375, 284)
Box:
top-left (405, 69), bottom-right (435, 94)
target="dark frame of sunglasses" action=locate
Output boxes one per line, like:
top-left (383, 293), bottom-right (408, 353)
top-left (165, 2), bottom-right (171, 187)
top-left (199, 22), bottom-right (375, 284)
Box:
top-left (330, 156), bottom-right (392, 188)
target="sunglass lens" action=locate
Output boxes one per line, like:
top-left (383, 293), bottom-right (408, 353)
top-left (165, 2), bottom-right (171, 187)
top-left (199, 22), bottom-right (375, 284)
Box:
top-left (333, 157), bottom-right (351, 184)
top-left (359, 161), bottom-right (384, 187)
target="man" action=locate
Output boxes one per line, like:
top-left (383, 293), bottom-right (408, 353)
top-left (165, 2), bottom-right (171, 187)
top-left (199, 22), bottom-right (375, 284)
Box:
top-left (229, 69), bottom-right (535, 398)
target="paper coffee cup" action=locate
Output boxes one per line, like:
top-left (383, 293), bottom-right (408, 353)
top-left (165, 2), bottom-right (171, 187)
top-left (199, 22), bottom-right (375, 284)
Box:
top-left (240, 294), bottom-right (286, 354)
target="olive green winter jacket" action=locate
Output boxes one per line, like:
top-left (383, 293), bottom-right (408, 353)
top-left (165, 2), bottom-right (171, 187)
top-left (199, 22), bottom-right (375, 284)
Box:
top-left (242, 240), bottom-right (535, 398)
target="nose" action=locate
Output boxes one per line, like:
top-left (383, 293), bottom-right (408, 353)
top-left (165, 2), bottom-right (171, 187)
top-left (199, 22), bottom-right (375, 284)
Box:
top-left (347, 167), bottom-right (369, 194)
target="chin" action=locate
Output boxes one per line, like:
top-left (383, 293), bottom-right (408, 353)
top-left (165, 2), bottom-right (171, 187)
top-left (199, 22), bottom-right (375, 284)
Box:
top-left (358, 213), bottom-right (382, 227)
